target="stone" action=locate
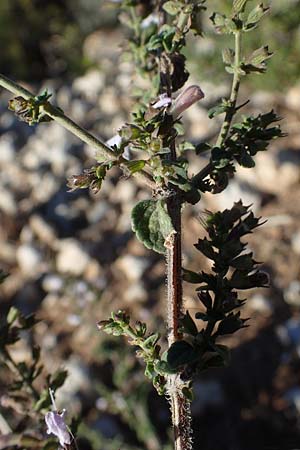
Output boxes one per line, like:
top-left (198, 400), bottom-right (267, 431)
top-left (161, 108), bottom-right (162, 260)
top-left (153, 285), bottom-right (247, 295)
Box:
top-left (73, 69), bottom-right (105, 102)
top-left (42, 274), bottom-right (64, 293)
top-left (286, 84), bottom-right (300, 111)
top-left (56, 239), bottom-right (90, 276)
top-left (291, 231), bottom-right (300, 255)
top-left (124, 283), bottom-right (147, 303)
top-left (0, 133), bottom-right (15, 164)
top-left (284, 281), bottom-right (300, 306)
top-left (0, 189), bottom-right (17, 215)
top-left (29, 215), bottom-right (57, 247)
top-left (248, 294), bottom-right (273, 314)
top-left (16, 244), bottom-right (43, 277)
top-left (116, 255), bottom-right (150, 282)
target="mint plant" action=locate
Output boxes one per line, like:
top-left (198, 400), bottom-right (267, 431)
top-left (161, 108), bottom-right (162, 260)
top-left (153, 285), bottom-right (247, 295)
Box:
top-left (0, 1), bottom-right (284, 449)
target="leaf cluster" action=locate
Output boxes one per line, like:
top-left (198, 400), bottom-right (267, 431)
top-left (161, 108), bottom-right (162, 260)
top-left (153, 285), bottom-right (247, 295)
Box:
top-left (8, 91), bottom-right (53, 126)
top-left (0, 305), bottom-right (68, 437)
top-left (196, 110), bottom-right (284, 193)
top-left (98, 310), bottom-right (177, 395)
top-left (166, 201), bottom-right (269, 380)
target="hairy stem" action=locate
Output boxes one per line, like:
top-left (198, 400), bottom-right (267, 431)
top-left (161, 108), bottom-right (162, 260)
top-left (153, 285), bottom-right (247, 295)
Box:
top-left (0, 73), bottom-right (155, 190)
top-left (166, 142), bottom-right (193, 450)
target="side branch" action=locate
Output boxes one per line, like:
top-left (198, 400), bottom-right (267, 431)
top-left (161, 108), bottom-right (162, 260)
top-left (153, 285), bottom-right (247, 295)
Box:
top-left (0, 74), bottom-right (155, 190)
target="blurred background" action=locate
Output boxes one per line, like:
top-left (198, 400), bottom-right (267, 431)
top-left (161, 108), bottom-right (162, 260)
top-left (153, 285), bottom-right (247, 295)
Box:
top-left (0, 1), bottom-right (300, 449)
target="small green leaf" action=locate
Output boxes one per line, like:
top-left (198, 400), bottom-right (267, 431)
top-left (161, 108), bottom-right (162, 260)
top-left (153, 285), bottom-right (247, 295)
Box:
top-left (143, 332), bottom-right (160, 349)
top-left (123, 160), bottom-right (146, 174)
top-left (182, 386), bottom-right (194, 401)
top-left (131, 199), bottom-right (175, 254)
top-left (244, 4), bottom-right (269, 31)
top-left (208, 102), bottom-right (228, 119)
top-left (180, 311), bottom-right (198, 336)
top-left (182, 268), bottom-right (204, 284)
top-left (163, 1), bottom-right (181, 15)
top-left (167, 340), bottom-right (197, 369)
top-left (7, 307), bottom-right (20, 325)
top-left (49, 369), bottom-right (68, 390)
top-left (233, 0), bottom-right (249, 13)
top-left (222, 48), bottom-right (235, 66)
top-left (154, 360), bottom-right (176, 375)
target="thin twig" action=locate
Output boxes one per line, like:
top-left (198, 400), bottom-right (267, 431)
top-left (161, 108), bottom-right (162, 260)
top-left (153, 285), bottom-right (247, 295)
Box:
top-left (0, 73), bottom-right (156, 190)
top-left (191, 31), bottom-right (242, 186)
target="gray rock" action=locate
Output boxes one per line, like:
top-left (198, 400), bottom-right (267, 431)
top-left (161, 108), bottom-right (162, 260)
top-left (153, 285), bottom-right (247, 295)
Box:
top-left (56, 239), bottom-right (90, 275)
top-left (42, 274), bottom-right (64, 293)
top-left (117, 255), bottom-right (150, 282)
top-left (291, 231), bottom-right (300, 255)
top-left (16, 244), bottom-right (43, 277)
top-left (0, 189), bottom-right (17, 215)
top-left (0, 133), bottom-right (15, 164)
top-left (248, 294), bottom-right (273, 314)
top-left (124, 283), bottom-right (147, 304)
top-left (72, 69), bottom-right (105, 102)
top-left (284, 281), bottom-right (300, 306)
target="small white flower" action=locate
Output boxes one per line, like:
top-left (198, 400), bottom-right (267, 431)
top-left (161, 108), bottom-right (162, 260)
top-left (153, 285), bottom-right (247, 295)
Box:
top-left (152, 93), bottom-right (172, 109)
top-left (45, 389), bottom-right (72, 449)
top-left (106, 134), bottom-right (122, 149)
top-left (141, 13), bottom-right (160, 29)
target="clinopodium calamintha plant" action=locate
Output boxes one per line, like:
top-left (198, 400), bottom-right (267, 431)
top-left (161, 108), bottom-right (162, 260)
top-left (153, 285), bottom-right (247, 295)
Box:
top-left (0, 1), bottom-right (284, 449)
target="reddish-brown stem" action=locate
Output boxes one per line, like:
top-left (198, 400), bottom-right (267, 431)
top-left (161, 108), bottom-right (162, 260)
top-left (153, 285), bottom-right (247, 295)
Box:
top-left (166, 142), bottom-right (193, 450)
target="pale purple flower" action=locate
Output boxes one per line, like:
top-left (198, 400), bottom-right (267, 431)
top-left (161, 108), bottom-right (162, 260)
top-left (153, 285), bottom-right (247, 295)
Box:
top-left (170, 85), bottom-right (205, 118)
top-left (106, 134), bottom-right (122, 149)
top-left (141, 13), bottom-right (160, 29)
top-left (45, 389), bottom-right (72, 449)
top-left (152, 93), bottom-right (172, 109)
top-left (45, 410), bottom-right (71, 448)
top-left (106, 133), bottom-right (131, 160)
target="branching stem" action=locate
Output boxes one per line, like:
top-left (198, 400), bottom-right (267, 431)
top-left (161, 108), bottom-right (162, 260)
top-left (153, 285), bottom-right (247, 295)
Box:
top-left (0, 73), bottom-right (156, 190)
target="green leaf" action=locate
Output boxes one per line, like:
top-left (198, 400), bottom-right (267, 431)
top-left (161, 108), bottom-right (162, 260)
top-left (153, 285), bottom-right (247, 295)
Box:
top-left (154, 359), bottom-right (176, 375)
top-left (182, 268), bottom-right (204, 284)
top-left (123, 160), bottom-right (146, 174)
top-left (131, 199), bottom-right (175, 254)
top-left (143, 332), bottom-right (160, 349)
top-left (180, 311), bottom-right (198, 336)
top-left (233, 0), bottom-right (249, 13)
top-left (49, 369), bottom-right (68, 390)
top-left (163, 1), bottom-right (181, 15)
top-left (7, 307), bottom-right (20, 325)
top-left (0, 269), bottom-right (9, 284)
top-left (208, 102), bottom-right (229, 119)
top-left (167, 340), bottom-right (197, 369)
top-left (216, 312), bottom-right (247, 335)
top-left (244, 4), bottom-right (269, 31)
top-left (222, 48), bottom-right (235, 66)
top-left (182, 386), bottom-right (194, 401)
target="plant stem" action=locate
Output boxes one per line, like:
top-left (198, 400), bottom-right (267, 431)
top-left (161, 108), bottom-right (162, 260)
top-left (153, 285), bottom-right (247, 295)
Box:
top-left (0, 73), bottom-right (156, 190)
top-left (166, 142), bottom-right (192, 450)
top-left (191, 30), bottom-right (242, 188)
top-left (216, 30), bottom-right (242, 147)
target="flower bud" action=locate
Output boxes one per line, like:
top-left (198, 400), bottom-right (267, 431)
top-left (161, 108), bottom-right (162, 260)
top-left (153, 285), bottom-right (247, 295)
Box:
top-left (170, 85), bottom-right (204, 118)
